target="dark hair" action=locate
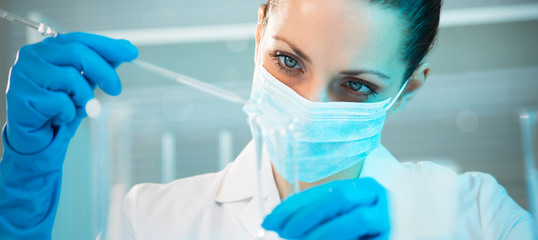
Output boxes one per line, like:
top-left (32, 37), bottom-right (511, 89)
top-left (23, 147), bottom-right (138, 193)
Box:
top-left (264, 0), bottom-right (442, 82)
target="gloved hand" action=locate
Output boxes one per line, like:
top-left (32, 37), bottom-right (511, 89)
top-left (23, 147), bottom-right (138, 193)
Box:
top-left (0, 32), bottom-right (138, 239)
top-left (5, 32), bottom-right (138, 154)
top-left (262, 177), bottom-right (390, 240)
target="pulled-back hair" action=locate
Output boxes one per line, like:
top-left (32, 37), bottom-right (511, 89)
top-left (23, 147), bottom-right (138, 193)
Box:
top-left (264, 0), bottom-right (442, 81)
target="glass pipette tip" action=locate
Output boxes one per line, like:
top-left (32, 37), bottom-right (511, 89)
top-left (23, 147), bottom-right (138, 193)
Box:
top-left (0, 9), bottom-right (57, 36)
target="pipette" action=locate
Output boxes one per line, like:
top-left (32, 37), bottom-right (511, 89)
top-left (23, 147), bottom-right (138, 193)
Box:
top-left (131, 59), bottom-right (246, 103)
top-left (0, 9), bottom-right (247, 105)
top-left (0, 9), bottom-right (57, 36)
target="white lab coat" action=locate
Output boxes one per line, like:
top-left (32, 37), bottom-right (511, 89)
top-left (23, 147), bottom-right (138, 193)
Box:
top-left (122, 141), bottom-right (535, 239)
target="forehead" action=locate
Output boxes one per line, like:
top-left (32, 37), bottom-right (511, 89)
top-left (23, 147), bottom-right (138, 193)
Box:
top-left (265, 0), bottom-right (407, 76)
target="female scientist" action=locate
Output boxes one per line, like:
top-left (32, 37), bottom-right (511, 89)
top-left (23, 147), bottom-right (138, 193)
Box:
top-left (0, 0), bottom-right (535, 239)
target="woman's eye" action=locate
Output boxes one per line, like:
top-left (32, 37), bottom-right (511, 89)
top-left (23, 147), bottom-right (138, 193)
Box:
top-left (278, 56), bottom-right (302, 69)
top-left (347, 80), bottom-right (373, 93)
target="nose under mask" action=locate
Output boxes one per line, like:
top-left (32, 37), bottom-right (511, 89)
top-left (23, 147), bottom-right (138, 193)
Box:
top-left (243, 65), bottom-right (408, 183)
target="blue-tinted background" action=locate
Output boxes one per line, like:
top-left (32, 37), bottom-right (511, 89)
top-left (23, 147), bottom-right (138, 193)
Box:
top-left (1, 0), bottom-right (537, 239)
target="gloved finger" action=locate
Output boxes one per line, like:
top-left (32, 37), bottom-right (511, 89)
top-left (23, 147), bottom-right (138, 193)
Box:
top-left (30, 41), bottom-right (122, 96)
top-left (368, 231), bottom-right (390, 240)
top-left (43, 32), bottom-right (139, 63)
top-left (64, 108), bottom-right (87, 139)
top-left (262, 178), bottom-right (381, 232)
top-left (303, 204), bottom-right (390, 240)
top-left (46, 66), bottom-right (94, 109)
top-left (17, 58), bottom-right (95, 109)
top-left (23, 90), bottom-right (77, 126)
top-left (278, 182), bottom-right (378, 238)
top-left (262, 184), bottom-right (327, 232)
top-left (109, 60), bottom-right (122, 69)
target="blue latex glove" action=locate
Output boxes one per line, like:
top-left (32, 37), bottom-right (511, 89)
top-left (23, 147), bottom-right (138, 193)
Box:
top-left (6, 32), bottom-right (138, 154)
top-left (262, 178), bottom-right (390, 240)
top-left (0, 32), bottom-right (138, 239)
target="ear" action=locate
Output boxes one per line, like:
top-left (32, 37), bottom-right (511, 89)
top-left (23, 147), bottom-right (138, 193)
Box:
top-left (255, 4), bottom-right (267, 63)
top-left (391, 62), bottom-right (431, 113)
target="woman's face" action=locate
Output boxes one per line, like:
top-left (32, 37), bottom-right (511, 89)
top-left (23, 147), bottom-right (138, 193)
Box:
top-left (255, 0), bottom-right (428, 106)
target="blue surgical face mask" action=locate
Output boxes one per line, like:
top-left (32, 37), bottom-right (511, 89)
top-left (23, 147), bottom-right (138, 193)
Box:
top-left (244, 65), bottom-right (408, 183)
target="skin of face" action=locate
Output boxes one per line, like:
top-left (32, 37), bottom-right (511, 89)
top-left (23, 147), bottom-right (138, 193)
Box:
top-left (254, 0), bottom-right (431, 197)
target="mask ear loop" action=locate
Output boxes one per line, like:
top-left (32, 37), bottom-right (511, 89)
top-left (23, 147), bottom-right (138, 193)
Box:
top-left (384, 79), bottom-right (410, 111)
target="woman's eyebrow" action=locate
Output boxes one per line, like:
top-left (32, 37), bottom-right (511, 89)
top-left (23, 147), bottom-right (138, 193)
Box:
top-left (339, 70), bottom-right (391, 81)
top-left (272, 35), bottom-right (390, 81)
top-left (273, 35), bottom-right (312, 63)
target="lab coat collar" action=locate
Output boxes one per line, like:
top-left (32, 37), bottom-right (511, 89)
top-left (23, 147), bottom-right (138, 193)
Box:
top-left (358, 145), bottom-right (403, 190)
top-left (215, 140), bottom-right (278, 203)
top-left (215, 140), bottom-right (256, 203)
top-left (215, 140), bottom-right (281, 238)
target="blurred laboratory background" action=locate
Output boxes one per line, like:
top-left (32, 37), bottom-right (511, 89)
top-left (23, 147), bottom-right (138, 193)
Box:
top-left (1, 0), bottom-right (538, 239)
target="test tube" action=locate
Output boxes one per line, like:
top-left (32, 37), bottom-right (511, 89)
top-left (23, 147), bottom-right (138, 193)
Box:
top-left (247, 114), bottom-right (268, 239)
top-left (519, 108), bottom-right (538, 237)
top-left (256, 115), bottom-right (299, 196)
top-left (249, 113), bottom-right (299, 239)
